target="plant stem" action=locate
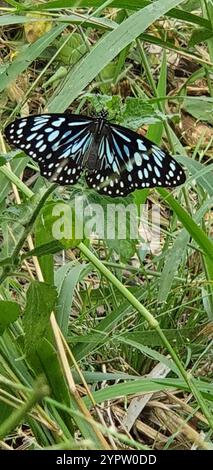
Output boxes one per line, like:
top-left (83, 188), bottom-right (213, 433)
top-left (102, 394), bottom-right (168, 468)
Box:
top-left (79, 242), bottom-right (158, 328)
top-left (0, 165), bottom-right (33, 199)
top-left (0, 378), bottom-right (49, 440)
top-left (0, 184), bottom-right (58, 285)
top-left (12, 184), bottom-right (58, 262)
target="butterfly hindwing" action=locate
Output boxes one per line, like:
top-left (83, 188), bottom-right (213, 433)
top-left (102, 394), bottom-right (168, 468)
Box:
top-left (86, 123), bottom-right (186, 197)
top-left (5, 114), bottom-right (95, 185)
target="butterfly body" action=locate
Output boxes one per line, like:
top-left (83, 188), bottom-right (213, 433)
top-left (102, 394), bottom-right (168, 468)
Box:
top-left (81, 114), bottom-right (109, 170)
top-left (5, 111), bottom-right (186, 197)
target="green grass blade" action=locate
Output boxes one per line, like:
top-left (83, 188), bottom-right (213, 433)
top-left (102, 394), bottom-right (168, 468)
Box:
top-left (35, 1), bottom-right (211, 28)
top-left (48, 0), bottom-right (186, 112)
top-left (146, 49), bottom-right (167, 143)
top-left (158, 196), bottom-right (213, 302)
top-left (55, 262), bottom-right (87, 336)
top-left (83, 377), bottom-right (213, 408)
top-left (158, 189), bottom-right (213, 262)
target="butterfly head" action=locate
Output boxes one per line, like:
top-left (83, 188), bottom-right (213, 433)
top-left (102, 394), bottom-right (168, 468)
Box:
top-left (91, 108), bottom-right (108, 121)
top-left (98, 109), bottom-right (108, 119)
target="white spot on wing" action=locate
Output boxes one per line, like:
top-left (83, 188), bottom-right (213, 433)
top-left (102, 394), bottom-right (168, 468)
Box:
top-left (27, 133), bottom-right (37, 142)
top-left (52, 118), bottom-right (65, 127)
top-left (113, 128), bottom-right (131, 142)
top-left (170, 162), bottom-right (176, 171)
top-left (48, 130), bottom-right (60, 142)
top-left (144, 168), bottom-right (149, 179)
top-left (154, 166), bottom-right (161, 178)
top-left (137, 139), bottom-right (147, 151)
top-left (134, 152), bottom-right (142, 166)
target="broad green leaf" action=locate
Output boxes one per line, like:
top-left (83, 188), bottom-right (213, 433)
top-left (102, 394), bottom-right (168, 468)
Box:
top-left (99, 61), bottom-right (118, 94)
top-left (183, 96), bottom-right (213, 124)
top-left (21, 278), bottom-right (103, 442)
top-left (23, 281), bottom-right (57, 369)
top-left (121, 97), bottom-right (168, 128)
top-left (0, 151), bottom-right (22, 165)
top-left (35, 200), bottom-right (82, 250)
top-left (189, 27), bottom-right (213, 46)
top-left (76, 188), bottom-right (138, 262)
top-left (0, 301), bottom-right (21, 335)
top-left (0, 157), bottom-right (7, 167)
top-left (107, 238), bottom-right (137, 263)
top-left (39, 339), bottom-right (105, 447)
top-left (36, 339), bottom-right (72, 408)
top-left (22, 282), bottom-right (96, 436)
top-left (55, 261), bottom-right (87, 336)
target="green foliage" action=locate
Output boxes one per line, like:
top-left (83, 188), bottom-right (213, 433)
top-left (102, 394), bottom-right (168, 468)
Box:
top-left (35, 200), bottom-right (82, 249)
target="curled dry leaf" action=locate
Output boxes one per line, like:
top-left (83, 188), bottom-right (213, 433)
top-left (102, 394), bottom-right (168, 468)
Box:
top-left (24, 13), bottom-right (53, 44)
top-left (6, 81), bottom-right (29, 116)
top-left (177, 111), bottom-right (213, 149)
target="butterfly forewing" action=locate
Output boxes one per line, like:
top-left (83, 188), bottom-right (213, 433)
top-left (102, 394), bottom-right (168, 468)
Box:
top-left (5, 114), bottom-right (95, 185)
top-left (86, 123), bottom-right (186, 197)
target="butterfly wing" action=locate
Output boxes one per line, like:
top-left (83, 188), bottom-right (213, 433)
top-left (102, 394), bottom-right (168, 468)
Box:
top-left (5, 114), bottom-right (95, 185)
top-left (86, 123), bottom-right (186, 197)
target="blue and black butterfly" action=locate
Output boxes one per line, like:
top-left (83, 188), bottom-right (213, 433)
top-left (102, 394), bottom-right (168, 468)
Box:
top-left (5, 111), bottom-right (186, 197)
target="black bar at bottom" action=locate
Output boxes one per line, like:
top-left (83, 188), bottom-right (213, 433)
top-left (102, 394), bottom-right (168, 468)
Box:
top-left (0, 450), bottom-right (209, 466)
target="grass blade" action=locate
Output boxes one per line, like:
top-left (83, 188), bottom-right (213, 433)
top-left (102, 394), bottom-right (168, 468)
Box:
top-left (48, 0), bottom-right (187, 112)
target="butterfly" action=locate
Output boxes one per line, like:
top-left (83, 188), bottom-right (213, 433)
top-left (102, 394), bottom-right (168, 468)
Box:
top-left (5, 110), bottom-right (186, 197)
